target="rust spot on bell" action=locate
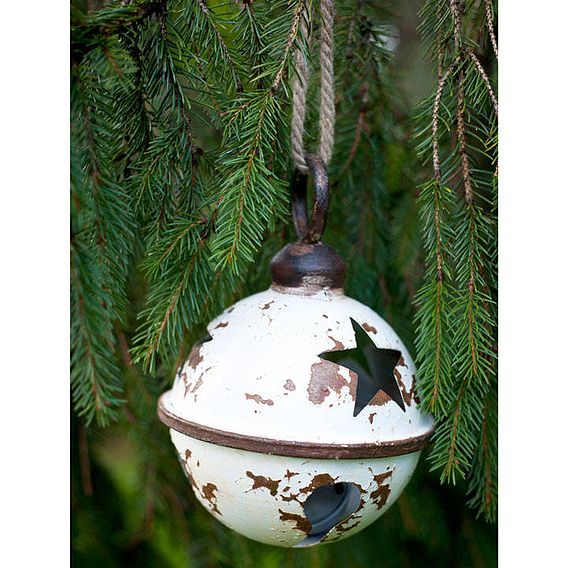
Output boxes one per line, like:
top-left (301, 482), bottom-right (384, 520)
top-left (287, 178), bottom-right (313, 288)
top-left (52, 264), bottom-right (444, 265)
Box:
top-left (368, 412), bottom-right (377, 425)
top-left (285, 469), bottom-right (299, 480)
top-left (192, 376), bottom-right (203, 394)
top-left (368, 390), bottom-right (391, 407)
top-left (185, 449), bottom-right (192, 459)
top-left (185, 373), bottom-right (205, 400)
top-left (369, 471), bottom-right (393, 511)
top-left (179, 370), bottom-right (189, 394)
top-left (214, 321), bottom-right (229, 329)
top-left (283, 380), bottom-right (296, 392)
top-left (331, 515), bottom-right (363, 536)
top-left (261, 301), bottom-right (274, 310)
top-left (347, 370), bottom-right (359, 401)
top-left (299, 473), bottom-right (338, 495)
top-left (394, 368), bottom-right (416, 407)
top-left (397, 355), bottom-right (408, 368)
top-left (202, 482), bottom-right (223, 515)
top-left (307, 362), bottom-right (355, 405)
top-left (245, 393), bottom-right (275, 406)
top-left (326, 331), bottom-right (345, 350)
top-left (188, 344), bottom-right (204, 371)
top-left (362, 323), bottom-right (377, 334)
top-left (281, 493), bottom-right (301, 503)
top-left (278, 509), bottom-right (311, 534)
top-left (246, 471), bottom-right (280, 496)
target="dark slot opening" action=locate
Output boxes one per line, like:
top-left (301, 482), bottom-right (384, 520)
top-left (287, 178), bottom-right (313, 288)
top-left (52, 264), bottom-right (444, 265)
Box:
top-left (293, 482), bottom-right (361, 548)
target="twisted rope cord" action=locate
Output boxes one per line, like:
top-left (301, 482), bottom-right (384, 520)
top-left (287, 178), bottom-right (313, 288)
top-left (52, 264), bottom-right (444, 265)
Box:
top-left (291, 0), bottom-right (335, 174)
top-left (318, 0), bottom-right (335, 167)
top-left (291, 7), bottom-right (310, 173)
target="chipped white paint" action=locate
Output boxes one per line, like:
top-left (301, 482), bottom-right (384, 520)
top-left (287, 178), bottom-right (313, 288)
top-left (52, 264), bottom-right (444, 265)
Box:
top-left (161, 284), bottom-right (434, 546)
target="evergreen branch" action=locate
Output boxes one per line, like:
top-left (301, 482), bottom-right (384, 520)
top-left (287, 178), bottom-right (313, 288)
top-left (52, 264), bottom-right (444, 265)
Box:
top-left (71, 241), bottom-right (124, 426)
top-left (70, 37), bottom-right (139, 424)
top-left (414, 178), bottom-right (454, 414)
top-left (192, 0), bottom-right (243, 92)
top-left (128, 6), bottom-right (207, 241)
top-left (415, 0), bottom-right (497, 507)
top-left (467, 378), bottom-right (497, 521)
top-left (430, 188), bottom-right (447, 407)
top-left (133, 211), bottom-right (219, 372)
top-left (234, 0), bottom-right (267, 79)
top-left (424, 0), bottom-right (495, 484)
top-left (155, 218), bottom-right (208, 271)
top-left (71, 1), bottom-right (161, 65)
top-left (437, 380), bottom-right (470, 483)
top-left (270, 0), bottom-right (309, 91)
top-left (413, 17), bottom-right (457, 416)
top-left (130, 122), bottom-right (195, 234)
top-left (211, 1), bottom-right (307, 274)
top-left (212, 91), bottom-right (287, 274)
top-left (111, 29), bottom-right (152, 162)
top-left (156, 4), bottom-right (194, 128)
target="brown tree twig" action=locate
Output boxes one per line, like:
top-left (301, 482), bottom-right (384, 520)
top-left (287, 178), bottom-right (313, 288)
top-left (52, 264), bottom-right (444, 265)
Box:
top-left (78, 422), bottom-right (94, 497)
top-left (345, 0), bottom-right (364, 59)
top-left (338, 82), bottom-right (369, 176)
top-left (450, 0), bottom-right (474, 204)
top-left (432, 60), bottom-right (458, 182)
top-left (484, 0), bottom-right (498, 59)
top-left (467, 48), bottom-right (498, 115)
top-left (456, 73), bottom-right (474, 204)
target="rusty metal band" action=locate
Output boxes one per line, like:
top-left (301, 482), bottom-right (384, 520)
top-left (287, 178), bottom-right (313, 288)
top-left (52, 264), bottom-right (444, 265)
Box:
top-left (158, 394), bottom-right (434, 459)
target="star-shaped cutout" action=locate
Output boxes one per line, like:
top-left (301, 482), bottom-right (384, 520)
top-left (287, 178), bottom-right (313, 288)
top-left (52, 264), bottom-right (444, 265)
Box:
top-left (319, 318), bottom-right (405, 416)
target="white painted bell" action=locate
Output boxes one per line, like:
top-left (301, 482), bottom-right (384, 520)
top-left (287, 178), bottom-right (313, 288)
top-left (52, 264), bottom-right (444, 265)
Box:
top-left (158, 158), bottom-right (434, 546)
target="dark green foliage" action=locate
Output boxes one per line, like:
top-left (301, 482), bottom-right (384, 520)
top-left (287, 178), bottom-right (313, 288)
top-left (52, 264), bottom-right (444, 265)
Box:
top-left (71, 0), bottom-right (497, 563)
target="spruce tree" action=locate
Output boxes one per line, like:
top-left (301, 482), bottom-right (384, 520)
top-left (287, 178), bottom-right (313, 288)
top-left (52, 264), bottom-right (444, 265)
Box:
top-left (71, 0), bottom-right (497, 564)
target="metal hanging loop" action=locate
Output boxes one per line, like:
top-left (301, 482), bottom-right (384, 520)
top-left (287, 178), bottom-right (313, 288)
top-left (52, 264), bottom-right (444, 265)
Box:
top-left (291, 154), bottom-right (329, 244)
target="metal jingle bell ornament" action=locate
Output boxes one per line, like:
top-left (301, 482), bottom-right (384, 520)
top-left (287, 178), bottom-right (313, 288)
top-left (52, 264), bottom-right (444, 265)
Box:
top-left (157, 155), bottom-right (435, 548)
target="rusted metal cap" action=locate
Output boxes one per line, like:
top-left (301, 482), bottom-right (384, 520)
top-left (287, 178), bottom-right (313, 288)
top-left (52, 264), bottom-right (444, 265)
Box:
top-left (270, 155), bottom-right (345, 290)
top-left (270, 242), bottom-right (346, 290)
